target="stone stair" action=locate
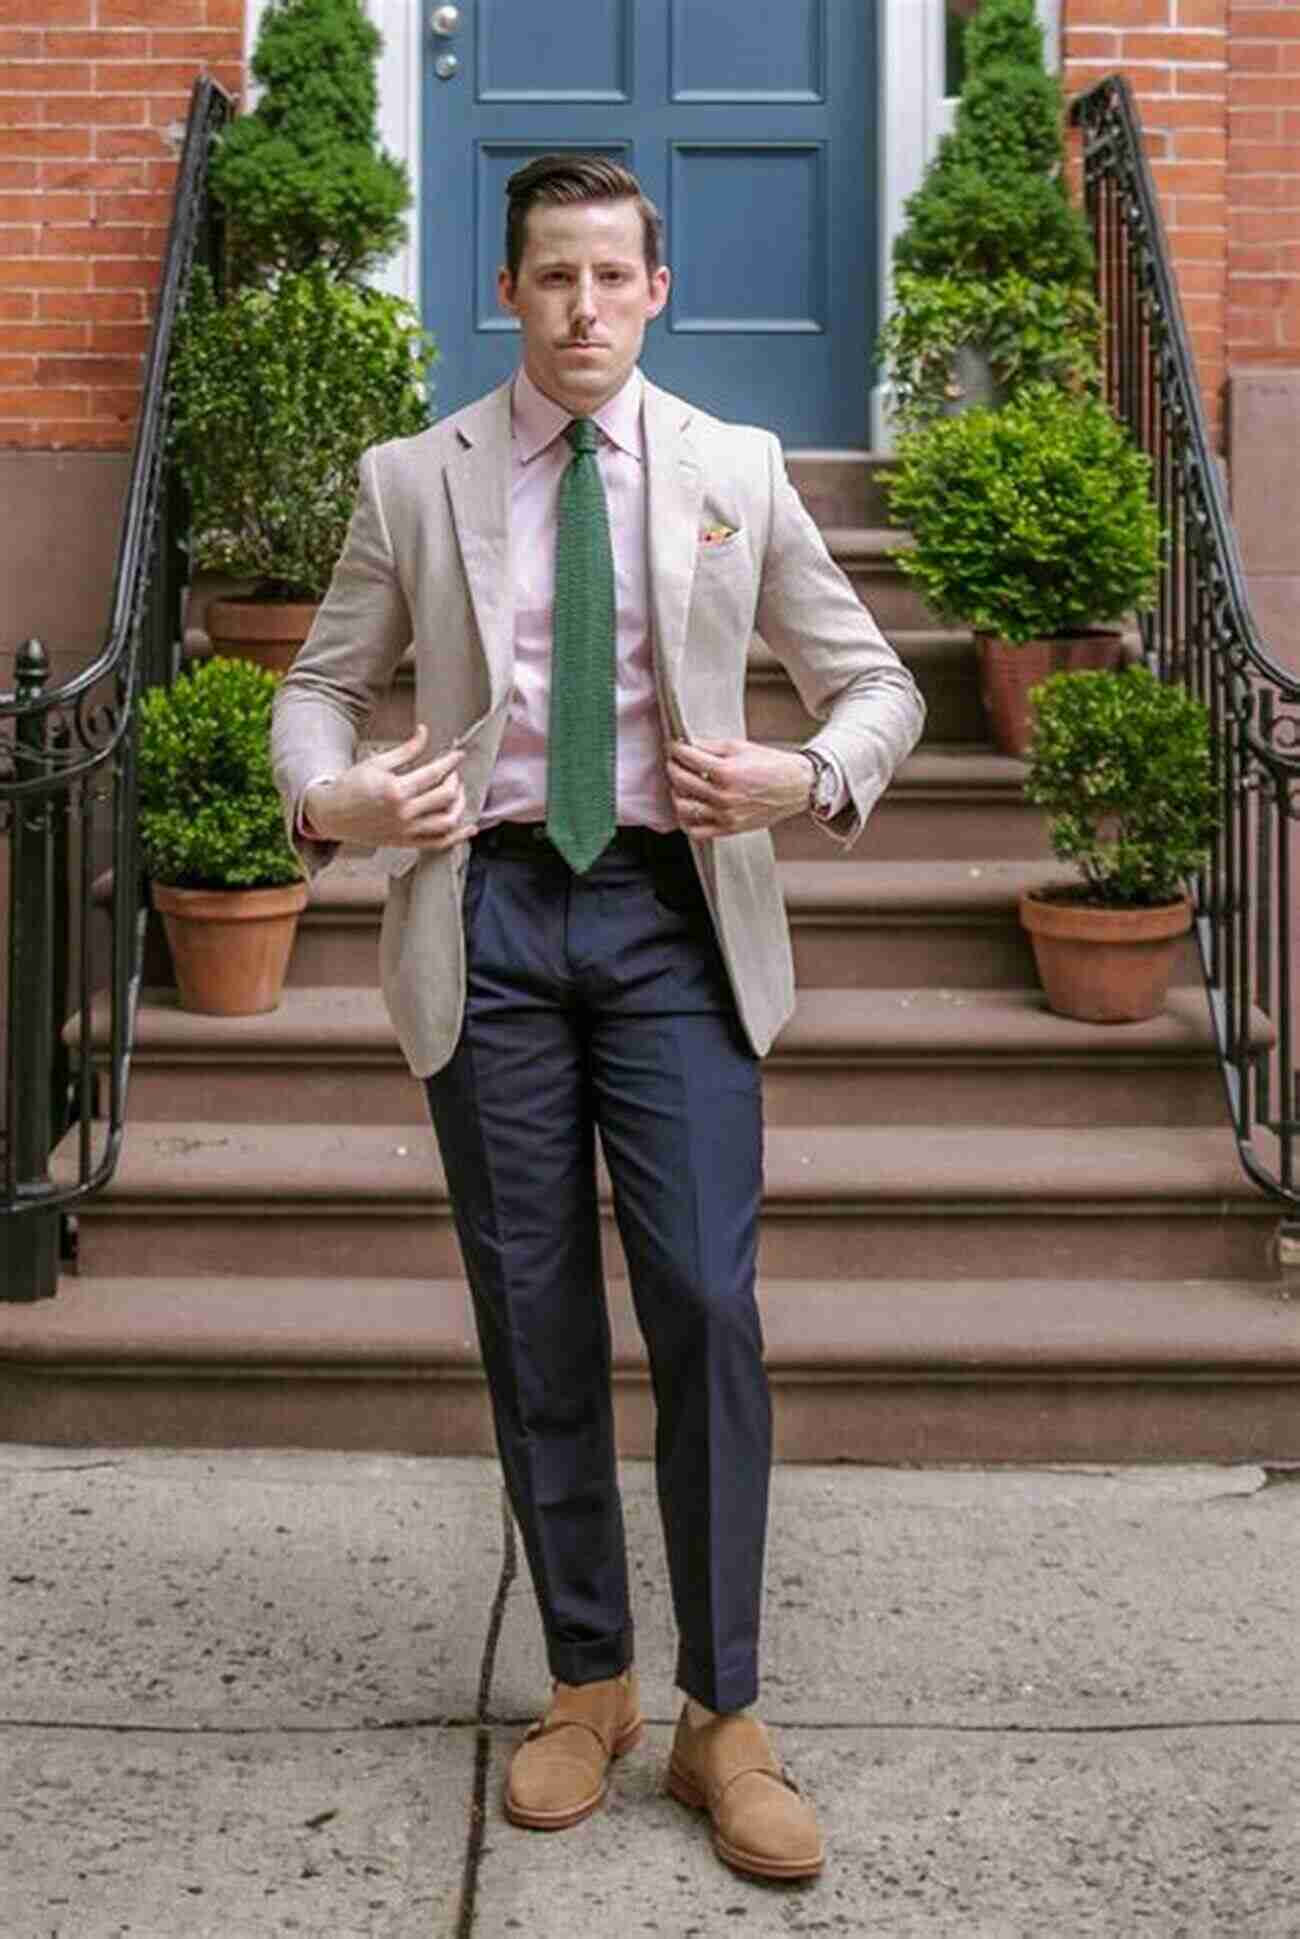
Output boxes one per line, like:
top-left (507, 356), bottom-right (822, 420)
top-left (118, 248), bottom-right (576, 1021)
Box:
top-left (4, 451), bottom-right (1298, 1462)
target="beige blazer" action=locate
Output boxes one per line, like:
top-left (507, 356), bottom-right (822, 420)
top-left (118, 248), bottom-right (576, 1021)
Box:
top-left (271, 376), bottom-right (925, 1077)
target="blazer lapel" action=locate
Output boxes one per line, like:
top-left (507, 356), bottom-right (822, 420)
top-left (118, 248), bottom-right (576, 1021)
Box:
top-left (444, 379), bottom-right (515, 716)
top-left (642, 379), bottom-right (703, 735)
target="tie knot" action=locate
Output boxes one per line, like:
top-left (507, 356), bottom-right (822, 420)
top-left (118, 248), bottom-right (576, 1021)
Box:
top-left (566, 417), bottom-right (600, 456)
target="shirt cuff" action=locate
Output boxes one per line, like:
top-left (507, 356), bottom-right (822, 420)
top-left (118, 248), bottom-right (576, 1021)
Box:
top-left (297, 774), bottom-right (340, 842)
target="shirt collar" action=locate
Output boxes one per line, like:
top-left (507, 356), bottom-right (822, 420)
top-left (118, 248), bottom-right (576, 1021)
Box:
top-left (512, 364), bottom-right (644, 466)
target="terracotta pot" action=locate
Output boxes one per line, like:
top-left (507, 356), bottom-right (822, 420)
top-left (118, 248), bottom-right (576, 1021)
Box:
top-left (975, 631), bottom-right (1125, 759)
top-left (152, 880), bottom-right (308, 1016)
top-left (206, 597), bottom-right (319, 675)
top-left (1019, 887), bottom-right (1192, 1024)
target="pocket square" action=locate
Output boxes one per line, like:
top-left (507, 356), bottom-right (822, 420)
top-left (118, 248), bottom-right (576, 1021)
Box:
top-left (699, 522), bottom-right (739, 548)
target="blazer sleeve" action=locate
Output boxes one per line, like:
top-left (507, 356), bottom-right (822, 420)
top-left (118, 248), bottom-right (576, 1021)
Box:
top-left (754, 433), bottom-right (925, 846)
top-left (270, 444), bottom-right (414, 872)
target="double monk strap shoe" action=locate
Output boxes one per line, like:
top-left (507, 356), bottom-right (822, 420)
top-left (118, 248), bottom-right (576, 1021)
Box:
top-left (505, 1669), bottom-right (644, 1830)
top-left (666, 1709), bottom-right (825, 1880)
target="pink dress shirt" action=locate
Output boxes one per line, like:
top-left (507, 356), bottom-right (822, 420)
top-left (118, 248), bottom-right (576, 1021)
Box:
top-left (481, 365), bottom-right (675, 831)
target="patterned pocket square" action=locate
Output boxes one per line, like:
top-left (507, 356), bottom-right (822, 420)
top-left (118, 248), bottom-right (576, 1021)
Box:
top-left (699, 522), bottom-right (739, 547)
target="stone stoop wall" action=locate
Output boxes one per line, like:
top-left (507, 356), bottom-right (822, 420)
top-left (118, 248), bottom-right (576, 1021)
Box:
top-left (0, 0), bottom-right (244, 455)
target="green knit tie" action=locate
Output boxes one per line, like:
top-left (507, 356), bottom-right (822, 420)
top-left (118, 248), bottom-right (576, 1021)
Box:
top-left (546, 416), bottom-right (617, 873)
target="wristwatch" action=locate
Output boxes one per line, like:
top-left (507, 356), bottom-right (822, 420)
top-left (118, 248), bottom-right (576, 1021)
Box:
top-left (800, 747), bottom-right (839, 822)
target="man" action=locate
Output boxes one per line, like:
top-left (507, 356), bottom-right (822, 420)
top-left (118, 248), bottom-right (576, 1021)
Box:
top-left (272, 154), bottom-right (923, 1882)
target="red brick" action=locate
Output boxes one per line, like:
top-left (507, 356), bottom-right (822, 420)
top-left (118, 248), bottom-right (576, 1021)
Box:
top-left (1228, 106), bottom-right (1280, 137)
top-left (89, 386), bottom-right (141, 420)
top-left (0, 255), bottom-right (89, 287)
top-left (1173, 260), bottom-right (1231, 293)
top-left (0, 385), bottom-right (88, 414)
top-left (91, 257), bottom-right (159, 290)
top-left (87, 321), bottom-right (149, 356)
top-left (93, 190), bottom-right (173, 226)
top-left (5, 323), bottom-right (87, 351)
top-left (1227, 70), bottom-right (1294, 103)
top-left (1236, 206), bottom-right (1300, 243)
top-left (1173, 61), bottom-right (1228, 92)
top-left (38, 353), bottom-right (140, 386)
top-left (101, 0), bottom-right (205, 19)
top-left (1170, 194), bottom-right (1229, 224)
top-left (1228, 143), bottom-right (1297, 171)
top-left (1068, 31), bottom-right (1121, 58)
top-left (1230, 35), bottom-right (1284, 69)
top-left (0, 162), bottom-right (38, 188)
top-left (0, 354), bottom-right (35, 382)
top-left (1177, 0), bottom-right (1229, 25)
top-left (39, 289), bottom-right (141, 321)
top-left (46, 29), bottom-right (150, 59)
top-left (149, 28), bottom-right (242, 60)
top-left (0, 291), bottom-right (35, 317)
top-left (0, 94), bottom-right (44, 129)
top-left (1070, 0), bottom-right (1173, 21)
top-left (42, 160), bottom-right (143, 191)
top-left (204, 0), bottom-right (245, 23)
top-left (0, 192), bottom-right (92, 223)
top-left (93, 61), bottom-right (209, 93)
top-left (95, 128), bottom-right (172, 160)
top-left (1233, 6), bottom-right (1300, 32)
top-left (1151, 159), bottom-right (1226, 193)
top-left (42, 95), bottom-right (147, 128)
top-left (1118, 30), bottom-right (1227, 60)
top-left (0, 29), bottom-right (43, 55)
top-left (6, 60), bottom-right (93, 92)
top-left (28, 420), bottom-right (132, 449)
top-left (0, 0), bottom-right (89, 20)
top-left (0, 224), bottom-right (40, 253)
top-left (1230, 242), bottom-right (1285, 272)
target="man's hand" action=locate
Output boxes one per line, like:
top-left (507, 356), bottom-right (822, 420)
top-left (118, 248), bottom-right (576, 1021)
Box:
top-left (667, 738), bottom-right (812, 840)
top-left (303, 725), bottom-right (478, 851)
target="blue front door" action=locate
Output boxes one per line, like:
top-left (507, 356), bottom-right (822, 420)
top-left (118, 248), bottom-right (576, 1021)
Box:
top-left (421, 0), bottom-right (875, 446)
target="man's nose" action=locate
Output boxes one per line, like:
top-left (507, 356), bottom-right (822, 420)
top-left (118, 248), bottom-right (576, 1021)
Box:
top-left (569, 274), bottom-right (597, 324)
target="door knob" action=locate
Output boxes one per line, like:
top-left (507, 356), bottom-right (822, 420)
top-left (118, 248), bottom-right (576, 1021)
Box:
top-left (431, 5), bottom-right (460, 33)
top-left (435, 52), bottom-right (459, 78)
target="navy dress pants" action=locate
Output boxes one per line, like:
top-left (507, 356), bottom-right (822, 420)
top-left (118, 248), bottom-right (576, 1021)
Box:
top-left (424, 827), bottom-right (770, 1714)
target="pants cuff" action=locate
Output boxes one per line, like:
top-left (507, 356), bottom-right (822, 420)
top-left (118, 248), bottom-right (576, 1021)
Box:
top-left (547, 1623), bottom-right (635, 1687)
top-left (675, 1646), bottom-right (759, 1715)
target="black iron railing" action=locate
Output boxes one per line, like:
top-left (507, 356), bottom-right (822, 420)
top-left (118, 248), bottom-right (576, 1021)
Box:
top-left (0, 76), bottom-right (230, 1300)
top-left (1071, 75), bottom-right (1300, 1222)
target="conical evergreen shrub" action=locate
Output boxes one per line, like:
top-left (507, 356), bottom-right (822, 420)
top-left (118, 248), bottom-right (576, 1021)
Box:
top-left (212, 0), bottom-right (410, 282)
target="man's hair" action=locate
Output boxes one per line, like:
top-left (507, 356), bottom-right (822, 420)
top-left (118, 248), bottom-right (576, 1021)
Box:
top-left (504, 153), bottom-right (664, 283)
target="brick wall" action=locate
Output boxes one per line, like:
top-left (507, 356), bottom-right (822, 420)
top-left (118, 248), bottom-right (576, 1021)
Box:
top-left (1063, 0), bottom-right (1300, 451)
top-left (1224, 1), bottom-right (1300, 372)
top-left (1063, 0), bottom-right (1230, 445)
top-left (0, 0), bottom-right (243, 452)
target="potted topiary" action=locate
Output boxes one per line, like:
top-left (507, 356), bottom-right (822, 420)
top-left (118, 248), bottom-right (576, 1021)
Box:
top-left (168, 267), bottom-right (430, 669)
top-left (138, 656), bottom-right (307, 1015)
top-left (169, 0), bottom-right (430, 670)
top-left (881, 0), bottom-right (1096, 432)
top-left (1018, 664), bottom-right (1218, 1023)
top-left (877, 271), bottom-right (1100, 435)
top-left (886, 384), bottom-right (1162, 756)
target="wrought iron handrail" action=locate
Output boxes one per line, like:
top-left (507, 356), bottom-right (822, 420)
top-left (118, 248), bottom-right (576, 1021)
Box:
top-left (0, 76), bottom-right (230, 1299)
top-left (1071, 74), bottom-right (1300, 1219)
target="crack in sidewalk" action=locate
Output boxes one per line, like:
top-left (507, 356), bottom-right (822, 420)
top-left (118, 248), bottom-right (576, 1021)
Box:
top-left (455, 1487), bottom-right (517, 1939)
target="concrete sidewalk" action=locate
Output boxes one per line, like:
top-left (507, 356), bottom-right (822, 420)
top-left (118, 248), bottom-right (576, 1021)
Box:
top-left (2, 1449), bottom-right (1299, 1937)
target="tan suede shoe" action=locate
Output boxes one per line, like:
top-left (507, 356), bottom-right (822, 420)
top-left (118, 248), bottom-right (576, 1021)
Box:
top-left (666, 1709), bottom-right (824, 1880)
top-left (504, 1669), bottom-right (644, 1830)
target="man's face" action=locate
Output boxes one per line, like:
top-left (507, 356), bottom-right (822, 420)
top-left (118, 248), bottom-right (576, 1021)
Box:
top-left (498, 197), bottom-right (670, 415)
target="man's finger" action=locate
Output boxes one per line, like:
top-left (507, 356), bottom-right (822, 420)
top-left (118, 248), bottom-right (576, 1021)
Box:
top-left (371, 724), bottom-right (430, 771)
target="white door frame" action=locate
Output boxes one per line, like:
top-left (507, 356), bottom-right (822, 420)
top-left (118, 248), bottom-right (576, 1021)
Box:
top-left (244, 0), bottom-right (1062, 444)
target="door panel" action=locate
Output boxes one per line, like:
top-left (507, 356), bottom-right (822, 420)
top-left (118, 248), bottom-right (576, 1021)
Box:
top-left (422, 0), bottom-right (874, 445)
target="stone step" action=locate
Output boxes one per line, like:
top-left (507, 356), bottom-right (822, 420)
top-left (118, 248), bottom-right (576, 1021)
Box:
top-left (774, 746), bottom-right (1050, 861)
top-left (287, 855), bottom-right (1078, 990)
top-left (56, 1121), bottom-right (1280, 1285)
top-left (92, 984), bottom-right (1236, 1131)
top-left (788, 450), bottom-right (899, 530)
top-left (6, 1272), bottom-right (1299, 1463)
top-left (746, 631), bottom-right (987, 745)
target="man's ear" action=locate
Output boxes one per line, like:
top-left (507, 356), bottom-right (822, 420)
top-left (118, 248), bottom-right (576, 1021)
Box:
top-left (497, 266), bottom-right (519, 317)
top-left (647, 266), bottom-right (671, 321)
